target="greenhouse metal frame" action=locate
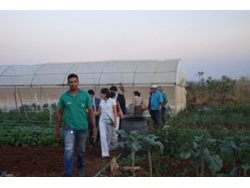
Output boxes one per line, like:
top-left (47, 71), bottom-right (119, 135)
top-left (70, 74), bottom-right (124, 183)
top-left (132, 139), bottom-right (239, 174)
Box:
top-left (0, 59), bottom-right (186, 114)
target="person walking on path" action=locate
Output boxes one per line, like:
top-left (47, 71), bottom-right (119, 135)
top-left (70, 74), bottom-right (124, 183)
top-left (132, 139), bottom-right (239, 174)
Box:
top-left (97, 88), bottom-right (118, 158)
top-left (55, 73), bottom-right (97, 177)
top-left (149, 85), bottom-right (163, 129)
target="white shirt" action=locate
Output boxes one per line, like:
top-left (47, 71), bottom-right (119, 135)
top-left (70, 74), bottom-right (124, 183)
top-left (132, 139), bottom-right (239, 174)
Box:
top-left (99, 98), bottom-right (116, 123)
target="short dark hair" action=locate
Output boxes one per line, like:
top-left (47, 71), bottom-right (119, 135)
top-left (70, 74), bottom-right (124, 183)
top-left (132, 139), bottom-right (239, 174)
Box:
top-left (100, 88), bottom-right (110, 98)
top-left (109, 92), bottom-right (116, 98)
top-left (134, 91), bottom-right (141, 97)
top-left (88, 89), bottom-right (95, 96)
top-left (67, 73), bottom-right (78, 81)
top-left (110, 85), bottom-right (118, 92)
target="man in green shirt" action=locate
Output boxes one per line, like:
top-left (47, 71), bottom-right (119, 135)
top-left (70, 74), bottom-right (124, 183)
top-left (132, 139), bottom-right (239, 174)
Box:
top-left (55, 73), bottom-right (97, 177)
top-left (158, 86), bottom-right (168, 125)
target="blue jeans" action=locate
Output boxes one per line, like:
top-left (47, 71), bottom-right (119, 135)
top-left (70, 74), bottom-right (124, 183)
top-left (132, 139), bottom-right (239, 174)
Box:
top-left (63, 124), bottom-right (87, 177)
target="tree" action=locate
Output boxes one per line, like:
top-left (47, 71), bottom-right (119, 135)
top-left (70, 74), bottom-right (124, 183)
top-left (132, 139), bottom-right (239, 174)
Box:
top-left (195, 71), bottom-right (204, 84)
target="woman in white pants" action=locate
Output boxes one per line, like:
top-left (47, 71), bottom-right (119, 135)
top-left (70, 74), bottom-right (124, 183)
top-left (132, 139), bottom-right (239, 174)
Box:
top-left (97, 88), bottom-right (117, 158)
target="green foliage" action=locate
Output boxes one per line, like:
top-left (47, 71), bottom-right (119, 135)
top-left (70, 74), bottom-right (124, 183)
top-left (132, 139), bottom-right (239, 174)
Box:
top-left (154, 127), bottom-right (207, 158)
top-left (220, 135), bottom-right (250, 167)
top-left (0, 124), bottom-right (63, 147)
top-left (141, 134), bottom-right (164, 153)
top-left (172, 104), bottom-right (250, 129)
top-left (115, 130), bottom-right (143, 152)
top-left (114, 130), bottom-right (164, 177)
top-left (187, 75), bottom-right (250, 105)
top-left (180, 135), bottom-right (223, 176)
top-left (0, 111), bottom-right (57, 126)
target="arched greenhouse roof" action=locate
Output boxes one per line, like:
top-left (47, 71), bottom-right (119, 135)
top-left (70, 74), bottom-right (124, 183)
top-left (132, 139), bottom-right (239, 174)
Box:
top-left (0, 59), bottom-right (186, 87)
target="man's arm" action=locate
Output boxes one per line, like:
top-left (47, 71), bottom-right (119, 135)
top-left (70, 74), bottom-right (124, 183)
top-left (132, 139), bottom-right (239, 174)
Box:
top-left (55, 109), bottom-right (63, 141)
top-left (112, 104), bottom-right (118, 127)
top-left (88, 107), bottom-right (97, 142)
top-left (162, 93), bottom-right (168, 106)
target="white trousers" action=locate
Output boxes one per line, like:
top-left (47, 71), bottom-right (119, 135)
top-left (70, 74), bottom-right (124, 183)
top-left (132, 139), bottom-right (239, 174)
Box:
top-left (99, 120), bottom-right (115, 157)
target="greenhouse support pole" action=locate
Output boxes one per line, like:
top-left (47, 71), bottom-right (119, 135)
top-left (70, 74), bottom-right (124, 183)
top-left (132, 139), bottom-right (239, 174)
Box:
top-left (34, 93), bottom-right (38, 113)
top-left (40, 86), bottom-right (43, 111)
top-left (18, 88), bottom-right (28, 119)
top-left (13, 88), bottom-right (20, 115)
top-left (174, 85), bottom-right (178, 116)
top-left (47, 94), bottom-right (52, 125)
top-left (6, 93), bottom-right (9, 112)
top-left (29, 87), bottom-right (34, 112)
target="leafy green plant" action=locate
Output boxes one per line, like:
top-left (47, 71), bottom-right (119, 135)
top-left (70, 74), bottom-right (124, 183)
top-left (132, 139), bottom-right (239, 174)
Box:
top-left (180, 135), bottom-right (223, 176)
top-left (219, 135), bottom-right (250, 176)
top-left (114, 130), bottom-right (143, 176)
top-left (140, 134), bottom-right (164, 177)
top-left (114, 130), bottom-right (164, 177)
top-left (0, 125), bottom-right (63, 147)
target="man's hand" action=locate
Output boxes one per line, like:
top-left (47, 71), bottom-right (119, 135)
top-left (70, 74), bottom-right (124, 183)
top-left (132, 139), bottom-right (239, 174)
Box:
top-left (88, 107), bottom-right (97, 143)
top-left (92, 127), bottom-right (97, 143)
top-left (55, 129), bottom-right (60, 141)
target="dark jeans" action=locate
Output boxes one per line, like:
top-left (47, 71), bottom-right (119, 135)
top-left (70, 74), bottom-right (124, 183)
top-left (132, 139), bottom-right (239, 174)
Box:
top-left (150, 110), bottom-right (161, 129)
top-left (63, 124), bottom-right (87, 177)
top-left (161, 107), bottom-right (167, 125)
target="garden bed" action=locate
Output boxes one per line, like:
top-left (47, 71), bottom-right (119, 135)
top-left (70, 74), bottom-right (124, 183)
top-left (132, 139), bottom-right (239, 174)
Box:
top-left (0, 146), bottom-right (118, 177)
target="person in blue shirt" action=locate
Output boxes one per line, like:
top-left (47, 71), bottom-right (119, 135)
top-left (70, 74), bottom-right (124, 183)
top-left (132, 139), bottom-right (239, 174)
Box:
top-left (149, 85), bottom-right (163, 129)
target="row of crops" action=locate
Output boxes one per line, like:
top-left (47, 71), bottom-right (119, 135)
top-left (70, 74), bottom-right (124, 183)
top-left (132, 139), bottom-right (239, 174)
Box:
top-left (0, 125), bottom-right (63, 147)
top-left (108, 104), bottom-right (250, 176)
top-left (1, 104), bottom-right (250, 176)
top-left (0, 110), bottom-right (61, 147)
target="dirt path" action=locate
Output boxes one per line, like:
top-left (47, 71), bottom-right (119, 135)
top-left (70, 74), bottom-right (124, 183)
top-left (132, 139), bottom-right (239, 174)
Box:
top-left (0, 146), bottom-right (118, 177)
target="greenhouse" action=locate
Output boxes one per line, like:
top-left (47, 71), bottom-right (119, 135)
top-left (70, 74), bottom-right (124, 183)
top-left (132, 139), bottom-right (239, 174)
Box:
top-left (0, 59), bottom-right (186, 115)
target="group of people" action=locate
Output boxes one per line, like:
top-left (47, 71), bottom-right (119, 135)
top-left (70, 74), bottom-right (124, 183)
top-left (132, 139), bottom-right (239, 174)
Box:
top-left (55, 73), bottom-right (167, 177)
top-left (88, 86), bottom-right (126, 159)
top-left (132, 85), bottom-right (168, 129)
top-left (55, 73), bottom-right (126, 176)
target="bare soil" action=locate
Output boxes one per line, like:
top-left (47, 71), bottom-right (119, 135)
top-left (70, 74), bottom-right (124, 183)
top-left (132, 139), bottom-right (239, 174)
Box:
top-left (0, 146), bottom-right (118, 177)
top-left (1, 146), bottom-right (248, 177)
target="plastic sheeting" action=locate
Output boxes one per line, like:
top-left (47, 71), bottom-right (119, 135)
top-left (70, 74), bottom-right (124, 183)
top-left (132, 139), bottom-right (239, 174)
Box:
top-left (0, 59), bottom-right (186, 87)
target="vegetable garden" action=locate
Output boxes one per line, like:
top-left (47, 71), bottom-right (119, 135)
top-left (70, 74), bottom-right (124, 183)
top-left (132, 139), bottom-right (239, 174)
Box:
top-left (1, 76), bottom-right (250, 177)
top-left (1, 103), bottom-right (250, 177)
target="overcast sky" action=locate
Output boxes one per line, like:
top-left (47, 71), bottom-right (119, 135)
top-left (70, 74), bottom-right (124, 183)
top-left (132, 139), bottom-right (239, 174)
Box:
top-left (0, 10), bottom-right (250, 81)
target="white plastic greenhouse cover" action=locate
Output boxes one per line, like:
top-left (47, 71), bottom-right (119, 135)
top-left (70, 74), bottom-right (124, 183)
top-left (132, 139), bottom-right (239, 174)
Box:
top-left (0, 59), bottom-right (186, 87)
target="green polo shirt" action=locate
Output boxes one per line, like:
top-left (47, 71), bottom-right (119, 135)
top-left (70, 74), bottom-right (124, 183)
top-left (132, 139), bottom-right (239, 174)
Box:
top-left (58, 89), bottom-right (93, 130)
top-left (162, 92), bottom-right (168, 108)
